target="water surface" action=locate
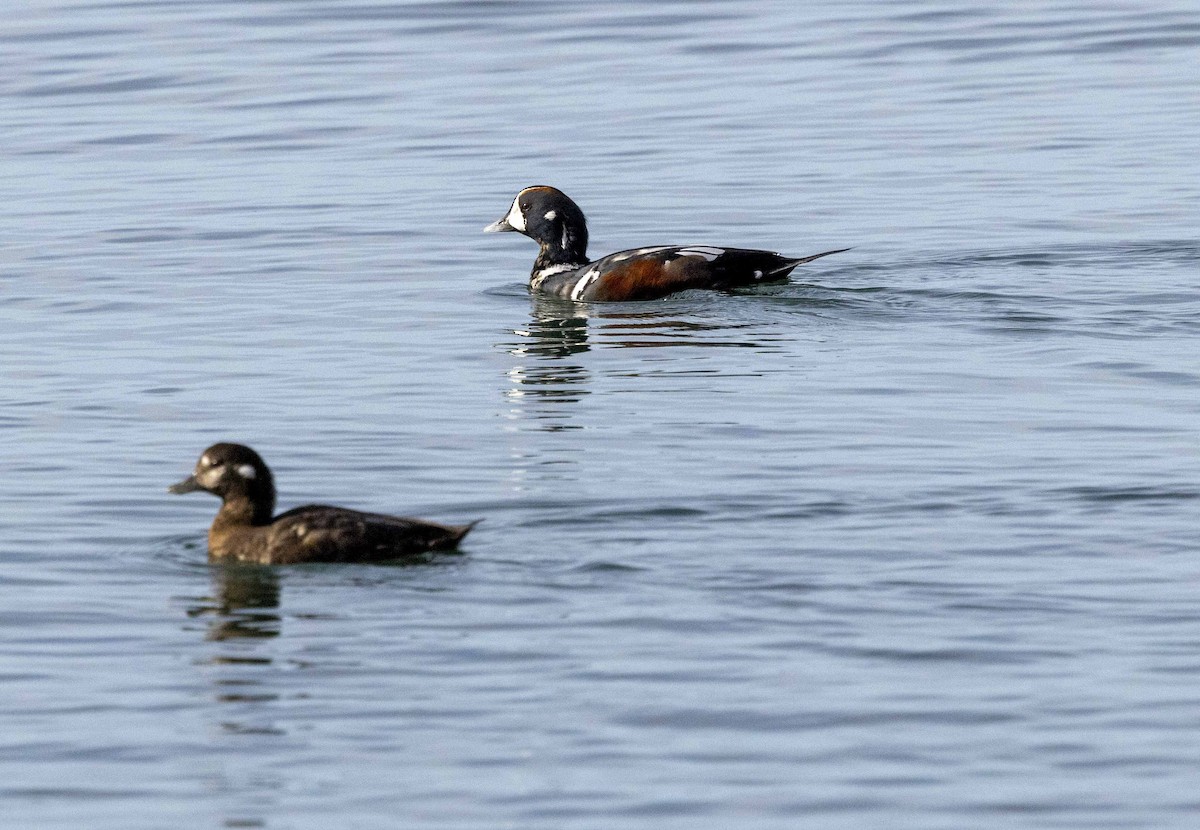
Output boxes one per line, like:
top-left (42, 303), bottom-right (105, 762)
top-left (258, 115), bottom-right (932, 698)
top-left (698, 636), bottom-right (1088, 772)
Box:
top-left (2, 1), bottom-right (1200, 828)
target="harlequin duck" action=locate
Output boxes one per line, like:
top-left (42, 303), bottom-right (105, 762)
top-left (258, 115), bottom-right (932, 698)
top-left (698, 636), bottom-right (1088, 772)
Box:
top-left (484, 186), bottom-right (848, 302)
top-left (169, 443), bottom-right (478, 565)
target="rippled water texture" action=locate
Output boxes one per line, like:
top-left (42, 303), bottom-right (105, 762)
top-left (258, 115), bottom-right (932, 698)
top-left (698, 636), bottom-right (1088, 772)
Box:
top-left (2, 1), bottom-right (1200, 828)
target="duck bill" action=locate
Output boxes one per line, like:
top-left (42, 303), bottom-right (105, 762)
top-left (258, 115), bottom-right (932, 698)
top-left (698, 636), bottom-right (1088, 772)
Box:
top-left (168, 475), bottom-right (202, 494)
top-left (483, 216), bottom-right (516, 233)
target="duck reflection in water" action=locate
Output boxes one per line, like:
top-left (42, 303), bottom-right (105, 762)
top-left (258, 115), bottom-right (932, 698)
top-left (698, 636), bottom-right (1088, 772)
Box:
top-left (514, 295), bottom-right (592, 359)
top-left (505, 296), bottom-right (593, 430)
top-left (188, 563), bottom-right (281, 642)
top-left (185, 564), bottom-right (285, 749)
top-left (505, 295), bottom-right (773, 431)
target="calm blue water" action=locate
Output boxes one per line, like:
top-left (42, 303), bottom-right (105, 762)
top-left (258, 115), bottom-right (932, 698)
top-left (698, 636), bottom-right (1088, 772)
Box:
top-left (3, 1), bottom-right (1200, 827)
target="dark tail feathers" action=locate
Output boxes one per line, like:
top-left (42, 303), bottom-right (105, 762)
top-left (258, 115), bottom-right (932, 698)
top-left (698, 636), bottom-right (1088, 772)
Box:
top-left (450, 519), bottom-right (482, 546)
top-left (774, 247), bottom-right (852, 274)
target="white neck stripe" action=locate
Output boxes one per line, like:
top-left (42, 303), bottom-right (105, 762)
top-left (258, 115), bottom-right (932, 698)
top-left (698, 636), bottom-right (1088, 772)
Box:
top-left (534, 262), bottom-right (581, 279)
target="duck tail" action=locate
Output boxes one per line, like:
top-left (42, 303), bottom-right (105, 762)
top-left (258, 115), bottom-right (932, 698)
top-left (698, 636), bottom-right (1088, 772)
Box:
top-left (777, 247), bottom-right (852, 272)
top-left (451, 519), bottom-right (482, 546)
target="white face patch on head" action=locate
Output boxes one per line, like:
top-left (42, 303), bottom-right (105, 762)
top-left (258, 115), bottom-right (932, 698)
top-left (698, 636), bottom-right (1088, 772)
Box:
top-left (504, 196), bottom-right (526, 232)
top-left (197, 465), bottom-right (222, 487)
top-left (235, 464), bottom-right (257, 479)
top-left (544, 210), bottom-right (557, 220)
top-left (201, 455), bottom-right (212, 467)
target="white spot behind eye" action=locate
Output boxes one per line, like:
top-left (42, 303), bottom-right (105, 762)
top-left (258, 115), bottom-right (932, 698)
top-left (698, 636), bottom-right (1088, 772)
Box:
top-left (235, 464), bottom-right (257, 479)
top-left (544, 210), bottom-right (557, 220)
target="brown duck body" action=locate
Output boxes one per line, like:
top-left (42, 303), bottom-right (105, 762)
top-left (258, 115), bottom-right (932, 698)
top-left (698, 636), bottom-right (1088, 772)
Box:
top-left (171, 443), bottom-right (476, 565)
top-left (207, 503), bottom-right (476, 565)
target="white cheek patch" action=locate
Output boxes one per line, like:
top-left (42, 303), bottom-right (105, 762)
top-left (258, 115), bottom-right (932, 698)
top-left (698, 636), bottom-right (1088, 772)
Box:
top-left (505, 197), bottom-right (526, 232)
top-left (235, 464), bottom-right (257, 479)
top-left (544, 210), bottom-right (557, 220)
top-left (200, 455), bottom-right (212, 467)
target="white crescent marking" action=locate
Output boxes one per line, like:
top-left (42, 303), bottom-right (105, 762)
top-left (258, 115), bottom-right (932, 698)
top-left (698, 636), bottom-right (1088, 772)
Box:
top-left (570, 269), bottom-right (601, 301)
top-left (675, 246), bottom-right (725, 262)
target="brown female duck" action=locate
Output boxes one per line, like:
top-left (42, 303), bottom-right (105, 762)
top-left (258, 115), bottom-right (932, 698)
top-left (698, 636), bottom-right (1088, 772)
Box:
top-left (169, 443), bottom-right (477, 564)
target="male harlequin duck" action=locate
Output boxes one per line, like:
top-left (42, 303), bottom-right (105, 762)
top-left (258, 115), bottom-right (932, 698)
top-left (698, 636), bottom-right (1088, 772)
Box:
top-left (484, 186), bottom-right (849, 302)
top-left (169, 443), bottom-right (478, 565)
